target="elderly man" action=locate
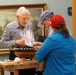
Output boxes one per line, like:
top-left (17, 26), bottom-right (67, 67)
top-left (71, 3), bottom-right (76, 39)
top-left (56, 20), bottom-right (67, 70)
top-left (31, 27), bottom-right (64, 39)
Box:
top-left (0, 6), bottom-right (35, 75)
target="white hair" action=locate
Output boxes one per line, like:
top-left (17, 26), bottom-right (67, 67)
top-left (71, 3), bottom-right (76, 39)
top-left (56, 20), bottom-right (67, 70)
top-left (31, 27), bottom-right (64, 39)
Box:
top-left (16, 6), bottom-right (30, 16)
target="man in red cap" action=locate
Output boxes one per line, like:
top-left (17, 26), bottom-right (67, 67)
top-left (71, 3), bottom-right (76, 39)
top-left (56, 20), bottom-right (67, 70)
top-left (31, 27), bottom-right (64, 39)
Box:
top-left (34, 14), bottom-right (76, 75)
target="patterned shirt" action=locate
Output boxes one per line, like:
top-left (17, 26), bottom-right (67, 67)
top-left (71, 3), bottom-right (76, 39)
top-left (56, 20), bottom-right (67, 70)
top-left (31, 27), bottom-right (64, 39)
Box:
top-left (0, 20), bottom-right (35, 48)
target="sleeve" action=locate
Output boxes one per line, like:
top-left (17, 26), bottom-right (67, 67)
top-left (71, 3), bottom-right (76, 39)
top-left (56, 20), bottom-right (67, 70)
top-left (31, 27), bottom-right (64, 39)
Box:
top-left (0, 26), bottom-right (15, 48)
top-left (35, 37), bottom-right (56, 63)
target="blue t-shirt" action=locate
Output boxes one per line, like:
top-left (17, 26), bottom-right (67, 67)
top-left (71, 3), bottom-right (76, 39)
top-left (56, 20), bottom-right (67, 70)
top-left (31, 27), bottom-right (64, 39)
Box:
top-left (35, 32), bottom-right (76, 75)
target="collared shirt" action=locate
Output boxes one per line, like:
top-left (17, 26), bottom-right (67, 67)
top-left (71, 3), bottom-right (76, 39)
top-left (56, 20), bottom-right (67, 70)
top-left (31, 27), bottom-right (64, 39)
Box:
top-left (0, 20), bottom-right (35, 48)
top-left (48, 27), bottom-right (53, 36)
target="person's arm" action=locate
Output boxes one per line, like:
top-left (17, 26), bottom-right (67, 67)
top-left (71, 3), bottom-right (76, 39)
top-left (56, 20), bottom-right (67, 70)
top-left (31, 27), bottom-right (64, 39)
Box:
top-left (0, 26), bottom-right (16, 48)
top-left (35, 37), bottom-right (56, 63)
top-left (0, 26), bottom-right (26, 49)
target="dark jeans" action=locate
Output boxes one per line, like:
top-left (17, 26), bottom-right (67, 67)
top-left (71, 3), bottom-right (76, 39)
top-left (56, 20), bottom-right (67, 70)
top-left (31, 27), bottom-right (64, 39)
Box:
top-left (10, 69), bottom-right (36, 75)
top-left (9, 50), bottom-right (36, 75)
top-left (36, 71), bottom-right (43, 75)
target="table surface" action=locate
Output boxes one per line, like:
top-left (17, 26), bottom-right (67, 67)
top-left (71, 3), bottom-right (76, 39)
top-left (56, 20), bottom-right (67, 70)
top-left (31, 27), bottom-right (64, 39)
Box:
top-left (0, 60), bottom-right (39, 72)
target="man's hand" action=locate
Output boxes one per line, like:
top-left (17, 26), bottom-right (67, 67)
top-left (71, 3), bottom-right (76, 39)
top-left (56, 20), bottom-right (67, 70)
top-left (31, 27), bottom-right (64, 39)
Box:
top-left (34, 42), bottom-right (42, 46)
top-left (15, 39), bottom-right (25, 46)
top-left (33, 45), bottom-right (41, 51)
top-left (33, 42), bottom-right (43, 50)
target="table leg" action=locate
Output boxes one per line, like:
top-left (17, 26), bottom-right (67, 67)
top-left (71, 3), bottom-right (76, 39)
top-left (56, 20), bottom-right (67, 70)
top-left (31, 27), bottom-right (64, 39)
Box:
top-left (0, 69), bottom-right (4, 75)
top-left (14, 70), bottom-right (18, 75)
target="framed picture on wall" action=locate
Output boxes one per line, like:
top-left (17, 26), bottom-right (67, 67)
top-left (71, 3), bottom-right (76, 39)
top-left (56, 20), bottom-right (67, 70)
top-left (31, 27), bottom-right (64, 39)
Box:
top-left (0, 4), bottom-right (47, 54)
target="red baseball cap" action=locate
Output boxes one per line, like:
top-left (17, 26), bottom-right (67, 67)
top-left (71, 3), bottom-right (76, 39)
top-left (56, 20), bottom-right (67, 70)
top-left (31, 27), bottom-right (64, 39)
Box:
top-left (50, 15), bottom-right (66, 28)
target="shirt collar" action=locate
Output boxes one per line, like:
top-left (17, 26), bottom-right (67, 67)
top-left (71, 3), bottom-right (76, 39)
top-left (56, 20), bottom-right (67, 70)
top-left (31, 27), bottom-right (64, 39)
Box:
top-left (14, 20), bottom-right (24, 29)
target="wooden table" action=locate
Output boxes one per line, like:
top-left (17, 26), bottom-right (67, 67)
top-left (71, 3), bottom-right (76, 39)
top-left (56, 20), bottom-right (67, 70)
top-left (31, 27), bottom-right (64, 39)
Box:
top-left (0, 60), bottom-right (39, 75)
